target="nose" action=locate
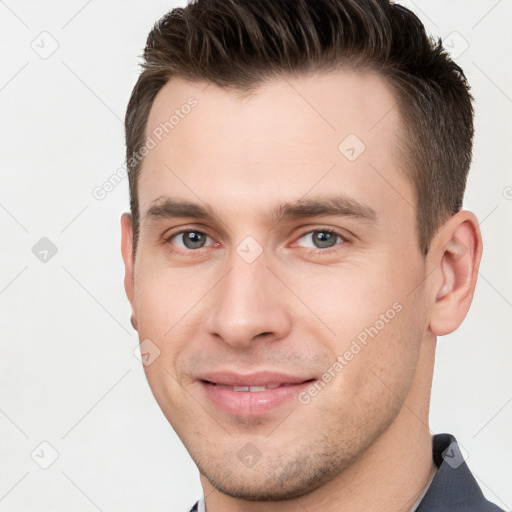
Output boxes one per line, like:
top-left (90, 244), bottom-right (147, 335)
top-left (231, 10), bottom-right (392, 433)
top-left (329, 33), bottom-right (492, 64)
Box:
top-left (204, 252), bottom-right (292, 349)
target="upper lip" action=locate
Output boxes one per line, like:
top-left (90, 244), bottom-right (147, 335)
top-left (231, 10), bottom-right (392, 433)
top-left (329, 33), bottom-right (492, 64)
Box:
top-left (198, 371), bottom-right (314, 387)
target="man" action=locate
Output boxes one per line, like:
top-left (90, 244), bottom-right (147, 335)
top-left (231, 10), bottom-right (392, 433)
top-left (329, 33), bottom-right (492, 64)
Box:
top-left (120, 0), bottom-right (504, 510)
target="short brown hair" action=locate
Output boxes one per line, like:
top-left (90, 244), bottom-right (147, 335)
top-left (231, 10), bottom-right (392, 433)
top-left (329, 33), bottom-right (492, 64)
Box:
top-left (125, 0), bottom-right (474, 255)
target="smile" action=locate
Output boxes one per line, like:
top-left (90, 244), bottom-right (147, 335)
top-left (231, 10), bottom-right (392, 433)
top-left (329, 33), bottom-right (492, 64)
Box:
top-left (198, 372), bottom-right (316, 416)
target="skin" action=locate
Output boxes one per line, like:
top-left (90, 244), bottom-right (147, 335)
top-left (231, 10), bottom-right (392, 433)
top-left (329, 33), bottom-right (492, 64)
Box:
top-left (121, 70), bottom-right (482, 512)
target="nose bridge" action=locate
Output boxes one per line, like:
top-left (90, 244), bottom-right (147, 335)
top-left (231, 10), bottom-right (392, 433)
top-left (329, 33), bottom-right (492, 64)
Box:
top-left (205, 249), bottom-right (291, 347)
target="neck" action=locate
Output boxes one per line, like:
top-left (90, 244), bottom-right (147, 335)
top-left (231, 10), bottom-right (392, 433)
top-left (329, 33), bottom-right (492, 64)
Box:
top-left (201, 337), bottom-right (436, 512)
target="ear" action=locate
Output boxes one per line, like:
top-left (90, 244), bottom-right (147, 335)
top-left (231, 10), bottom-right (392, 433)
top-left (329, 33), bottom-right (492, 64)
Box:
top-left (121, 212), bottom-right (136, 320)
top-left (428, 210), bottom-right (483, 336)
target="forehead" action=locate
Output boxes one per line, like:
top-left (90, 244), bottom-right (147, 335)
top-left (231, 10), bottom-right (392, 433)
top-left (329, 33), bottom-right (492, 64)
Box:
top-left (139, 70), bottom-right (413, 229)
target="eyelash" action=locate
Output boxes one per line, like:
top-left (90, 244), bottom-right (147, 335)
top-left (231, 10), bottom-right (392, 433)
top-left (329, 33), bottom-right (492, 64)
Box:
top-left (162, 227), bottom-right (348, 257)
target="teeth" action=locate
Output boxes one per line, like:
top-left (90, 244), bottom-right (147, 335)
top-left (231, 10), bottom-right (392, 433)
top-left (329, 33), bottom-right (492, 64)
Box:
top-left (216, 383), bottom-right (282, 392)
top-left (248, 386), bottom-right (266, 392)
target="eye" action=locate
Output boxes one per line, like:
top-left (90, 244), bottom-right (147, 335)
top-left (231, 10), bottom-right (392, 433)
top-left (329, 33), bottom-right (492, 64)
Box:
top-left (295, 229), bottom-right (345, 250)
top-left (166, 230), bottom-right (214, 250)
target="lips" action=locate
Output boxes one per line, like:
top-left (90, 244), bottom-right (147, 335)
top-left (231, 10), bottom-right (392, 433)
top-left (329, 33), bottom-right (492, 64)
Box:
top-left (198, 371), bottom-right (315, 416)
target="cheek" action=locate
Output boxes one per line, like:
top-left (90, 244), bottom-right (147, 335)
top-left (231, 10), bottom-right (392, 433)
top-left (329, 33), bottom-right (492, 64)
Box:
top-left (294, 254), bottom-right (426, 390)
top-left (132, 262), bottom-right (215, 396)
top-left (313, 249), bottom-right (425, 334)
top-left (327, 284), bottom-right (426, 410)
top-left (287, 260), bottom-right (406, 340)
top-left (133, 261), bottom-right (204, 340)
top-left (309, 300), bottom-right (424, 456)
top-left (132, 267), bottom-right (189, 398)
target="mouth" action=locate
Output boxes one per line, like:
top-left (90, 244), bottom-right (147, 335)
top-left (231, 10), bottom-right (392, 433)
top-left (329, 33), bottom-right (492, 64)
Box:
top-left (210, 382), bottom-right (296, 392)
top-left (198, 372), bottom-right (316, 417)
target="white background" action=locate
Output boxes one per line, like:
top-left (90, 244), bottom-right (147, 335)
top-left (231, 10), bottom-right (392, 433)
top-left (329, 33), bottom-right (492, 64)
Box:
top-left (1, 1), bottom-right (511, 510)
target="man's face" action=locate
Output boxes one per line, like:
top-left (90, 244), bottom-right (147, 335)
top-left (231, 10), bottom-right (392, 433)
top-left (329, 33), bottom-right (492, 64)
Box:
top-left (124, 71), bottom-right (432, 500)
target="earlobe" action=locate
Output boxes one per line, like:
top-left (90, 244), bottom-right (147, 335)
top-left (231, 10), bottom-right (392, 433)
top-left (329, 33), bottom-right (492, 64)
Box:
top-left (429, 211), bottom-right (482, 336)
top-left (121, 212), bottom-right (136, 313)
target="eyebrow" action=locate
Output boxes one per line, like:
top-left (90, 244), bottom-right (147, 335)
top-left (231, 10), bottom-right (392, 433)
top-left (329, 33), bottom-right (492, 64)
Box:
top-left (269, 196), bottom-right (377, 224)
top-left (144, 195), bottom-right (378, 226)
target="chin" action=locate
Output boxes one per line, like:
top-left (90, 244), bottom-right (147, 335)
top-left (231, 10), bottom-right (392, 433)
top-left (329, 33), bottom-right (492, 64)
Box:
top-left (196, 447), bottom-right (345, 502)
top-left (205, 474), bottom-right (323, 502)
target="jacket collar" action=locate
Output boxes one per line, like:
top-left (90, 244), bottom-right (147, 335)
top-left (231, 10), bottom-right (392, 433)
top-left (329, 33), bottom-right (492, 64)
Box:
top-left (415, 433), bottom-right (503, 511)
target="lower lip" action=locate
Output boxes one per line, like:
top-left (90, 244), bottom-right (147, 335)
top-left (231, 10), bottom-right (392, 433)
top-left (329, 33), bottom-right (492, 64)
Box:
top-left (200, 380), bottom-right (314, 417)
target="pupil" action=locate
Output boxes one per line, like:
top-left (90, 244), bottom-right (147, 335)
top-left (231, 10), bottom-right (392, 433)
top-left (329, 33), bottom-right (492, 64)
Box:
top-left (314, 231), bottom-right (335, 248)
top-left (184, 231), bottom-right (205, 249)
